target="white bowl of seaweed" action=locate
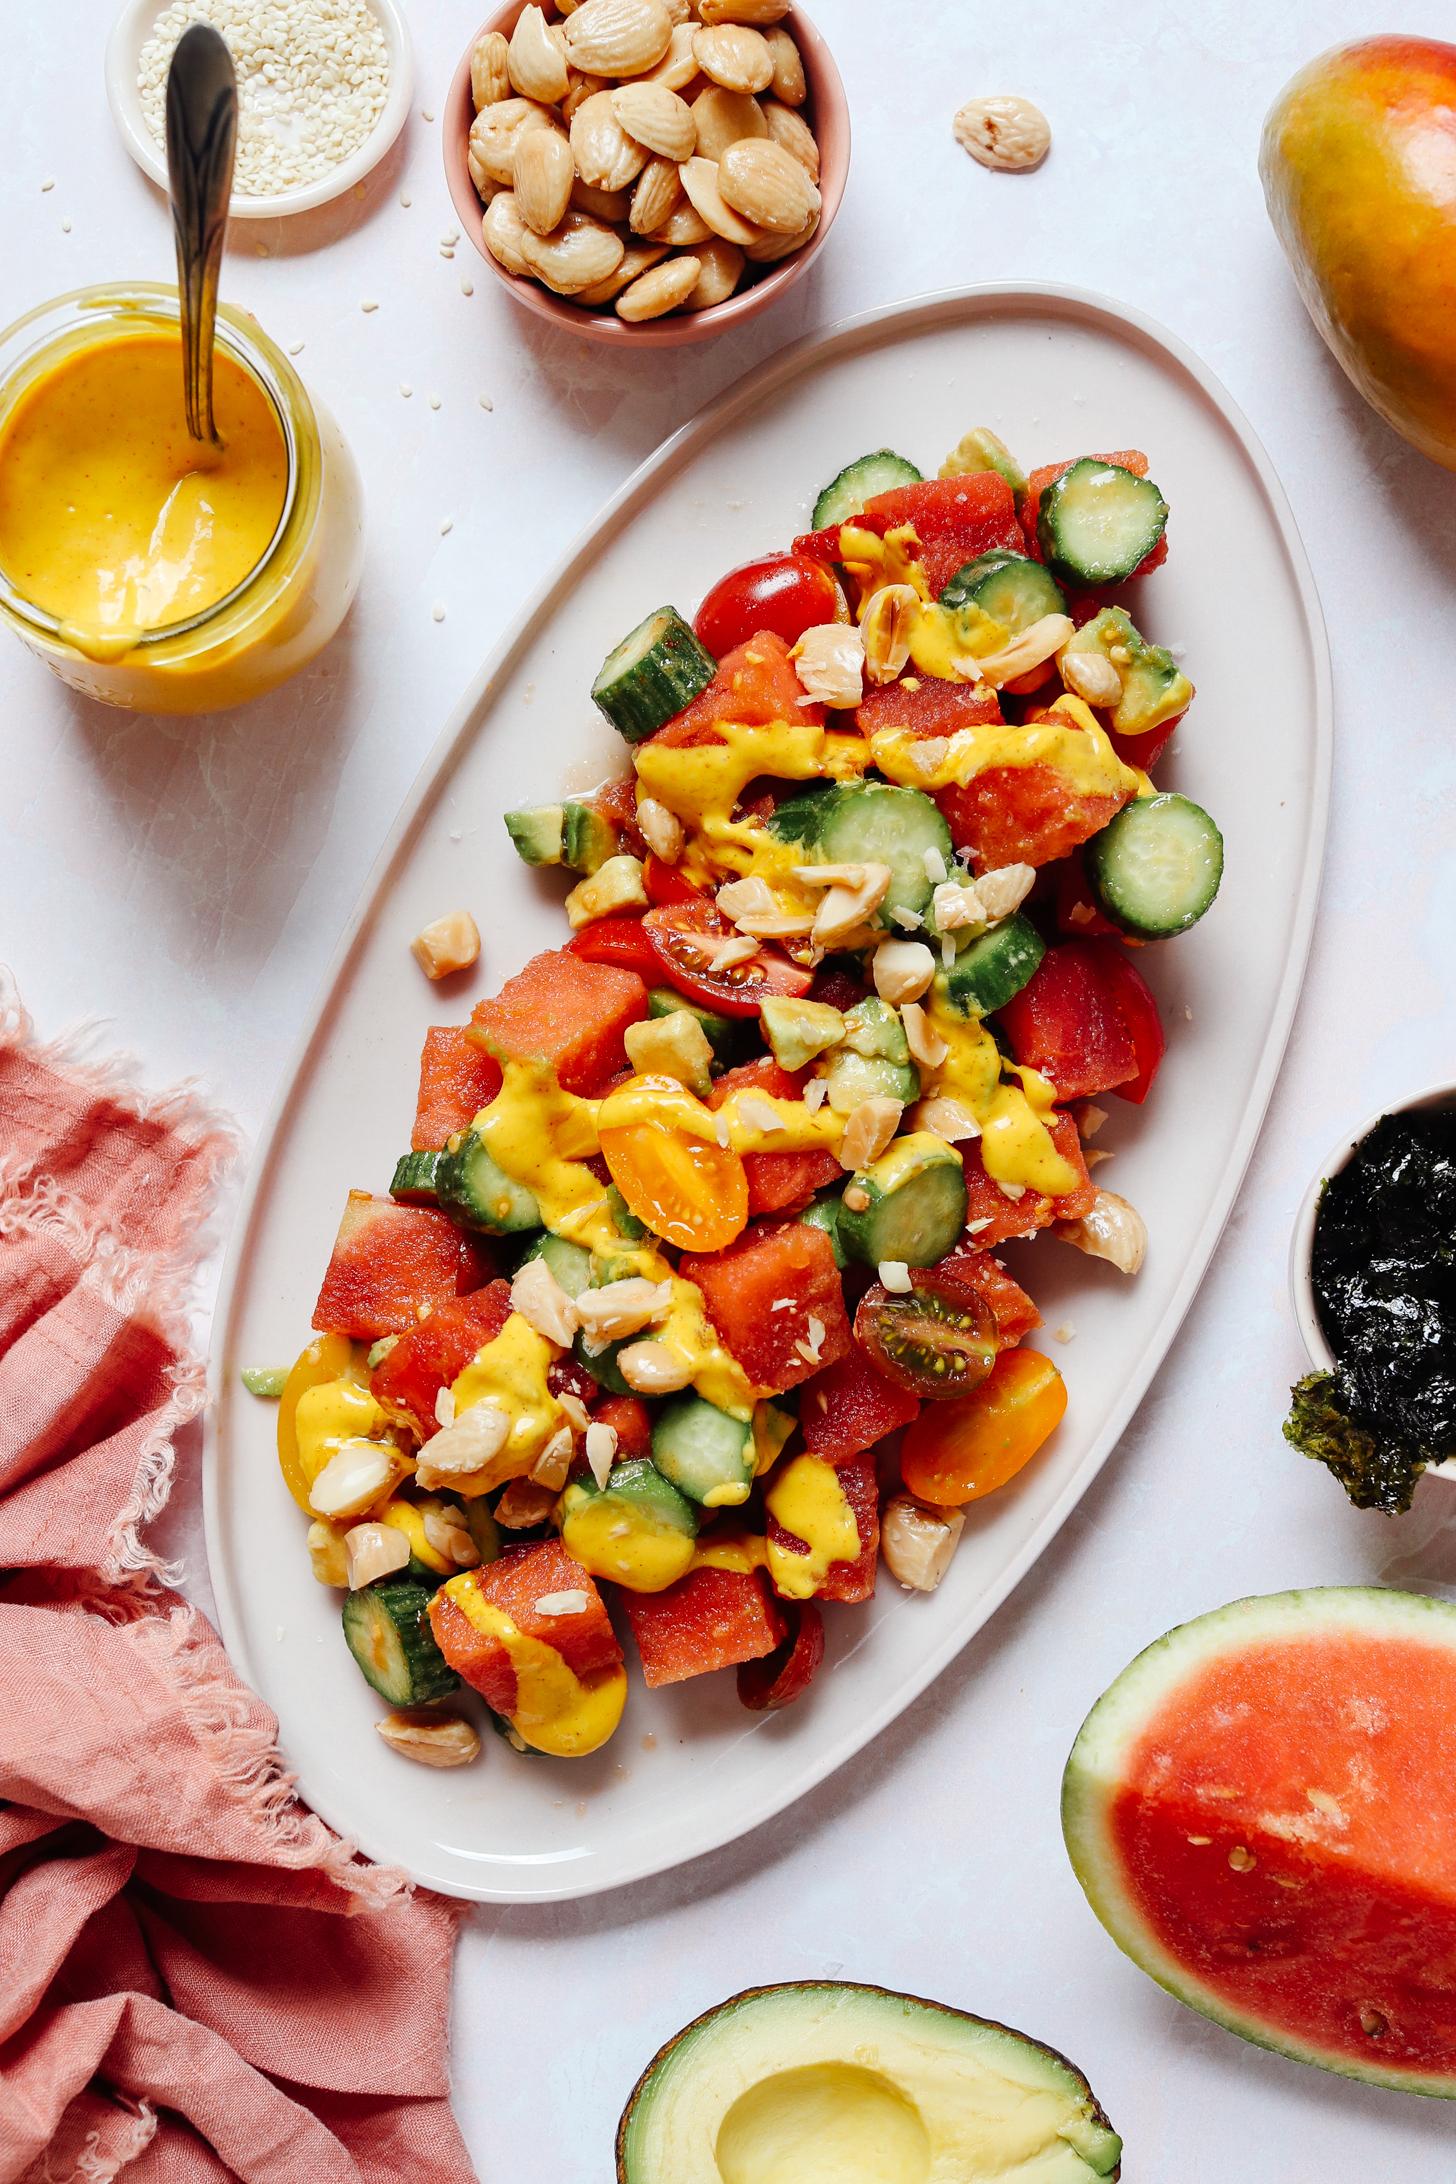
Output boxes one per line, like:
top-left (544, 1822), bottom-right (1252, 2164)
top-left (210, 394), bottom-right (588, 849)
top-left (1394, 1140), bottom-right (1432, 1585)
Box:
top-left (1289, 1085), bottom-right (1456, 1509)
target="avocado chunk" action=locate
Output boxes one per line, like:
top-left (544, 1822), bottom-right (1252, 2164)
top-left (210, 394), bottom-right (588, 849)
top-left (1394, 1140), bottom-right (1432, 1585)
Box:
top-left (823, 998), bottom-right (918, 1116)
top-left (562, 799), bottom-right (623, 875)
top-left (504, 803), bottom-right (566, 867)
top-left (1066, 607), bottom-right (1192, 740)
top-left (616, 1980), bottom-right (1123, 2183)
top-left (759, 994), bottom-right (846, 1074)
top-left (647, 987), bottom-right (745, 1067)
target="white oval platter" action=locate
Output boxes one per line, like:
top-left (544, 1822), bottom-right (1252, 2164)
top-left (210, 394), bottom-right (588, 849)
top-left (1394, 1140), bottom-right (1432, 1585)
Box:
top-left (206, 285), bottom-right (1331, 1902)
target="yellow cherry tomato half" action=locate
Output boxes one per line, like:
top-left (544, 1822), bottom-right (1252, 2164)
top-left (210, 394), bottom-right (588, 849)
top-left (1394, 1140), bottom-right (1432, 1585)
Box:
top-left (899, 1347), bottom-right (1067, 1507)
top-left (599, 1121), bottom-right (748, 1253)
top-left (276, 1332), bottom-right (365, 1513)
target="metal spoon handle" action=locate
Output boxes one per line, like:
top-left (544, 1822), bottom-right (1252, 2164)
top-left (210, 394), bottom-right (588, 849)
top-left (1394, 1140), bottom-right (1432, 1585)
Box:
top-left (165, 23), bottom-right (237, 450)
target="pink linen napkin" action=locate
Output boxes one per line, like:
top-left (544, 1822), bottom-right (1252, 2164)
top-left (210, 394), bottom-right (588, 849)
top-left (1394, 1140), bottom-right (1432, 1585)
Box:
top-left (0, 973), bottom-right (477, 2184)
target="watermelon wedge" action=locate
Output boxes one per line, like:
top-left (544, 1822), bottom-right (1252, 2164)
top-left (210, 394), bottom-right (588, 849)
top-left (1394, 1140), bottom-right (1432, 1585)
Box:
top-left (1062, 1588), bottom-right (1456, 2098)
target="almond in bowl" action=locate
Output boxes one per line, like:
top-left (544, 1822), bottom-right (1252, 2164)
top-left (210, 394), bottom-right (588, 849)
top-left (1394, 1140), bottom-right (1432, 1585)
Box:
top-left (443, 0), bottom-right (848, 345)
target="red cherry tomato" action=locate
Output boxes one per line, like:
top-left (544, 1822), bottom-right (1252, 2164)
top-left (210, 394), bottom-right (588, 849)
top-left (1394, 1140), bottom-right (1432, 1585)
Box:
top-left (643, 901), bottom-right (814, 1018)
top-left (693, 553), bottom-right (845, 657)
top-left (643, 854), bottom-right (706, 908)
top-left (566, 914), bottom-right (656, 974)
top-left (854, 1274), bottom-right (999, 1401)
top-left (737, 1598), bottom-right (825, 1711)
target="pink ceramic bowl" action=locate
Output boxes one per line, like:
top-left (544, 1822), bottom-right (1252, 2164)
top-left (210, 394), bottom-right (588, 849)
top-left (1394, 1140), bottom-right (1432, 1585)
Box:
top-left (443, 2), bottom-right (849, 347)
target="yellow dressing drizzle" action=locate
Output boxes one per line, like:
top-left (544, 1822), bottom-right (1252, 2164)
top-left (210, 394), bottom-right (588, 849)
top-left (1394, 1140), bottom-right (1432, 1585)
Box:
top-left (449, 1313), bottom-right (566, 1478)
top-left (446, 1579), bottom-right (627, 1757)
top-left (294, 1379), bottom-right (389, 1488)
top-left (560, 1488), bottom-right (697, 1592)
top-left (869, 692), bottom-right (1140, 805)
top-left (923, 997), bottom-right (1080, 1198)
top-left (691, 1529), bottom-right (768, 1575)
top-left (765, 1454), bottom-right (860, 1600)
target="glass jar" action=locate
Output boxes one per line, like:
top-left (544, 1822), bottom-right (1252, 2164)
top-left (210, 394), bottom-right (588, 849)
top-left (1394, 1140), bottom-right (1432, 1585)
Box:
top-left (0, 283), bottom-right (365, 714)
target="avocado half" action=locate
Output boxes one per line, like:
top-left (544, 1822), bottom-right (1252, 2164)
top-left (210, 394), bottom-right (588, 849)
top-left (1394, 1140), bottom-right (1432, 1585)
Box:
top-left (615, 1980), bottom-right (1122, 2183)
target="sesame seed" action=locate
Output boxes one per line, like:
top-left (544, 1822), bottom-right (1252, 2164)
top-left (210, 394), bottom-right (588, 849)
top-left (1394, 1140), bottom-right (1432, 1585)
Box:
top-left (40, 177), bottom-right (55, 193)
top-left (432, 603), bottom-right (446, 623)
top-left (428, 394), bottom-right (441, 411)
top-left (361, 298), bottom-right (379, 312)
top-left (288, 341), bottom-right (304, 355)
top-left (478, 392), bottom-right (493, 411)
top-left (400, 191), bottom-right (412, 208)
top-left (136, 0), bottom-right (392, 198)
top-left (421, 107), bottom-right (435, 122)
top-left (460, 276), bottom-right (474, 296)
top-left (399, 383), bottom-right (412, 397)
top-left (60, 217), bottom-right (72, 233)
top-left (439, 517), bottom-right (454, 536)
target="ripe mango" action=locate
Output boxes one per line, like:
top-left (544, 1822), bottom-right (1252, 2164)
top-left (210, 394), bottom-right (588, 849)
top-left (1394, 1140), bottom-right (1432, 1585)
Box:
top-left (1262, 36), bottom-right (1456, 469)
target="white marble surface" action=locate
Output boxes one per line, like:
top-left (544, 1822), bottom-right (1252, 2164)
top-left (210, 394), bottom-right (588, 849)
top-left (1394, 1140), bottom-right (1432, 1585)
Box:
top-left (7, 1), bottom-right (1456, 2174)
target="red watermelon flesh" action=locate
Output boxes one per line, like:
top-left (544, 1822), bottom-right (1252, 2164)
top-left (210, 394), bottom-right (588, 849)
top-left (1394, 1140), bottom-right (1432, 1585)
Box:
top-left (412, 1027), bottom-right (502, 1151)
top-left (311, 1192), bottom-right (491, 1340)
top-left (622, 1567), bottom-right (786, 1688)
top-left (1063, 1589), bottom-right (1456, 2096)
top-left (370, 1278), bottom-right (513, 1437)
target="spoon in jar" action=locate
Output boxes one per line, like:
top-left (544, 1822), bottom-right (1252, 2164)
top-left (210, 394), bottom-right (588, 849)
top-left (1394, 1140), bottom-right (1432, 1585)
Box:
top-left (164, 22), bottom-right (237, 452)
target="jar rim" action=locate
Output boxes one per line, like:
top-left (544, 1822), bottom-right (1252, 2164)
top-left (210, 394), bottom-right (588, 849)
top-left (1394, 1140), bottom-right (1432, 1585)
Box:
top-left (0, 281), bottom-right (311, 653)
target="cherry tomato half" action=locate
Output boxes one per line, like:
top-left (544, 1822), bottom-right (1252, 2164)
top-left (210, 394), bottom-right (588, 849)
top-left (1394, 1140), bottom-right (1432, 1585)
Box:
top-left (693, 553), bottom-right (846, 657)
top-left (599, 1119), bottom-right (748, 1253)
top-left (643, 855), bottom-right (705, 909)
top-left (899, 1348), bottom-right (1067, 1507)
top-left (567, 914), bottom-right (656, 975)
top-left (643, 901), bottom-right (814, 1019)
top-left (853, 1273), bottom-right (998, 1401)
top-left (737, 1599), bottom-right (825, 1712)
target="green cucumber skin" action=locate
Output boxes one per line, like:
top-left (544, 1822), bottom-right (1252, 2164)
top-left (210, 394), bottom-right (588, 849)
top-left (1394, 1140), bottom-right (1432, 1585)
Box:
top-left (1086, 794), bottom-right (1224, 939)
top-left (647, 987), bottom-right (745, 1065)
top-left (937, 914), bottom-right (1046, 1020)
top-left (774, 783), bottom-right (952, 929)
top-left (342, 1580), bottom-right (458, 1706)
top-left (436, 1133), bottom-right (540, 1235)
top-left (940, 552), bottom-right (1066, 632)
top-left (811, 449), bottom-right (923, 531)
top-left (566, 1457), bottom-right (699, 1538)
top-left (1037, 460), bottom-right (1168, 587)
top-left (592, 607), bottom-right (717, 745)
top-left (800, 1193), bottom-right (847, 1269)
top-left (838, 1162), bottom-right (969, 1269)
top-left (518, 1231), bottom-right (595, 1298)
top-left (390, 1149), bottom-right (443, 1205)
top-left (651, 1397), bottom-right (754, 1507)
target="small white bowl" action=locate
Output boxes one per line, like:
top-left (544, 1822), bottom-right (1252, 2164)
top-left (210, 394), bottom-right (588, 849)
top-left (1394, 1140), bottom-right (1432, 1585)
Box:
top-left (1289, 1079), bottom-right (1456, 1480)
top-left (105, 0), bottom-right (413, 219)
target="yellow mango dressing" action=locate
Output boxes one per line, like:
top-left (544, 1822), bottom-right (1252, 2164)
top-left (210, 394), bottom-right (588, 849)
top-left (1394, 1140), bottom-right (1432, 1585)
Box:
top-left (0, 330), bottom-right (287, 649)
top-left (0, 285), bottom-right (363, 711)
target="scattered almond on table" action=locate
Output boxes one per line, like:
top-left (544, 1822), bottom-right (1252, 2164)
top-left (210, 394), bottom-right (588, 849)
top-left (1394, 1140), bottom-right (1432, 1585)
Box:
top-left (468, 0), bottom-right (822, 321)
top-left (952, 94), bottom-right (1051, 172)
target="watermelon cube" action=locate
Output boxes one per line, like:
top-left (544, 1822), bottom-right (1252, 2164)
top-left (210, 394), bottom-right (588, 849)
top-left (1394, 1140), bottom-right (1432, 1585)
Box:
top-left (470, 946), bottom-right (648, 1097)
top-left (430, 1541), bottom-right (621, 1715)
top-left (312, 1193), bottom-right (491, 1340)
top-left (800, 1345), bottom-right (920, 1462)
top-left (709, 1059), bottom-right (842, 1216)
top-left (621, 1566), bottom-right (787, 1688)
top-left (371, 1279), bottom-right (512, 1438)
top-left (649, 631), bottom-right (820, 749)
top-left (681, 1220), bottom-right (851, 1396)
top-left (412, 1026), bottom-right (503, 1151)
top-left (766, 1455), bottom-right (879, 1604)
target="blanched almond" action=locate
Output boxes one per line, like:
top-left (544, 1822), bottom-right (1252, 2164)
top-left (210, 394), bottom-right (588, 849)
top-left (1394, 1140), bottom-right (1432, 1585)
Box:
top-left (649, 199), bottom-right (715, 246)
top-left (680, 155), bottom-right (764, 245)
top-left (719, 135), bottom-right (819, 231)
top-left (698, 0), bottom-right (789, 21)
top-left (576, 238), bottom-right (669, 302)
top-left (687, 237), bottom-right (745, 308)
top-left (468, 97), bottom-right (556, 191)
top-left (641, 21), bottom-right (699, 89)
top-left (571, 89), bottom-right (649, 190)
top-left (513, 127), bottom-right (575, 234)
top-left (376, 1711), bottom-right (481, 1769)
top-left (411, 909), bottom-right (480, 980)
top-left (691, 84), bottom-right (768, 160)
top-left (571, 176), bottom-right (632, 222)
top-left (760, 97), bottom-right (819, 180)
top-left (510, 1256), bottom-right (580, 1345)
top-left (610, 81), bottom-right (696, 158)
top-left (520, 213), bottom-right (626, 293)
top-left (617, 253), bottom-right (703, 320)
top-left (562, 69), bottom-right (607, 122)
top-left (482, 191), bottom-right (531, 274)
top-left (860, 583), bottom-right (917, 683)
top-left (840, 1096), bottom-right (903, 1172)
top-left (344, 1521), bottom-right (410, 1589)
top-left (692, 22), bottom-right (774, 94)
top-left (743, 211), bottom-right (817, 261)
top-left (470, 29), bottom-right (511, 109)
top-left (763, 26), bottom-right (806, 104)
top-left (508, 5), bottom-right (571, 102)
top-left (629, 154), bottom-right (683, 233)
top-left (881, 1496), bottom-right (965, 1589)
top-left (564, 0), bottom-right (673, 78)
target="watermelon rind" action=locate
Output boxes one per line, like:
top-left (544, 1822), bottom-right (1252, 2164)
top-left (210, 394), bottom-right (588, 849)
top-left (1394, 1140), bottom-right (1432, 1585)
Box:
top-left (1062, 1586), bottom-right (1456, 2100)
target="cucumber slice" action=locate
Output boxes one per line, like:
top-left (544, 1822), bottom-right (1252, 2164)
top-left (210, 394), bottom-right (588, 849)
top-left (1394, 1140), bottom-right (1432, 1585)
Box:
top-left (390, 1149), bottom-right (442, 1205)
top-left (503, 804), bottom-right (565, 867)
top-left (647, 986), bottom-right (745, 1066)
top-left (799, 1191), bottom-right (847, 1269)
top-left (940, 551), bottom-right (1066, 633)
top-left (837, 1133), bottom-right (968, 1269)
top-left (1085, 793), bottom-right (1223, 938)
top-left (778, 782), bottom-right (952, 930)
top-left (939, 426), bottom-right (1028, 497)
top-left (576, 1335), bottom-right (632, 1396)
top-left (812, 449), bottom-right (922, 531)
top-left (591, 607), bottom-right (717, 744)
top-left (562, 800), bottom-right (622, 875)
top-left (1037, 460), bottom-right (1168, 586)
top-left (518, 1231), bottom-right (595, 1297)
top-left (825, 998), bottom-right (919, 1116)
top-left (936, 913), bottom-right (1046, 1019)
top-left (603, 1183), bottom-right (648, 1245)
top-left (560, 1459), bottom-right (699, 1591)
top-left (341, 1579), bottom-right (458, 1706)
top-left (462, 1498), bottom-right (502, 1567)
top-left (436, 1130), bottom-right (540, 1234)
top-left (651, 1396), bottom-right (755, 1508)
